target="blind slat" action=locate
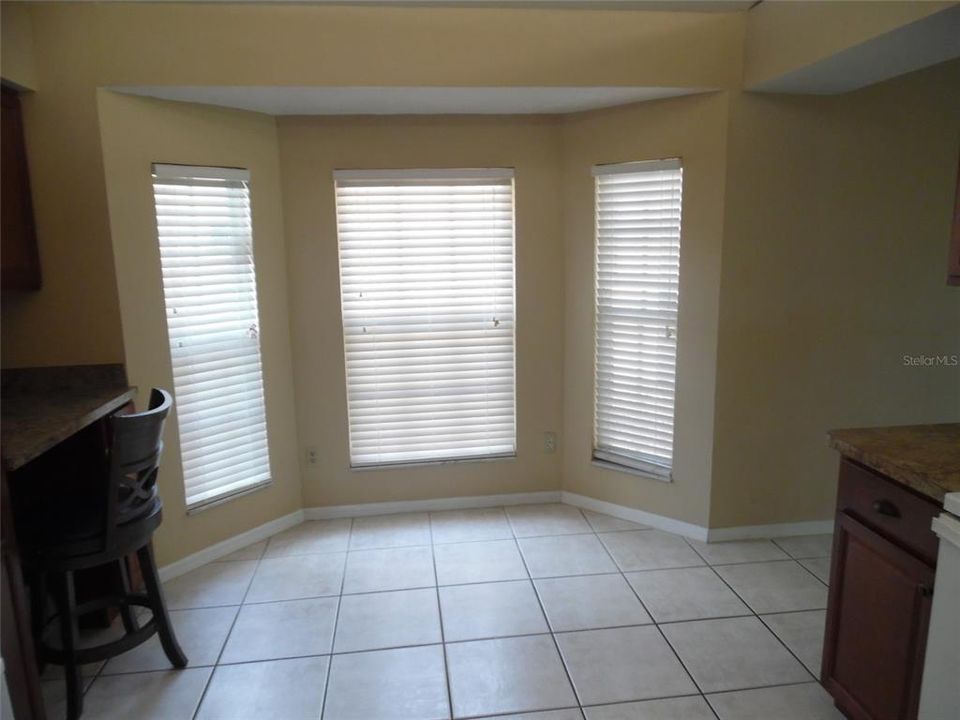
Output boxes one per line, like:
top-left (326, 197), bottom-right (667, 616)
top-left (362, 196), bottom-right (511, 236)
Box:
top-left (593, 160), bottom-right (682, 477)
top-left (336, 172), bottom-right (516, 467)
top-left (152, 164), bottom-right (272, 509)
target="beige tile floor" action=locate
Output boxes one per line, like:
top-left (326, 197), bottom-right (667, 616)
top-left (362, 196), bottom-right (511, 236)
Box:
top-left (40, 504), bottom-right (843, 720)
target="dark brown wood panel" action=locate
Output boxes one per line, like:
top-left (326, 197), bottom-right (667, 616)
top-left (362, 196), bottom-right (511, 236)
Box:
top-left (1, 85), bottom-right (41, 292)
top-left (837, 458), bottom-right (940, 566)
top-left (823, 511), bottom-right (934, 720)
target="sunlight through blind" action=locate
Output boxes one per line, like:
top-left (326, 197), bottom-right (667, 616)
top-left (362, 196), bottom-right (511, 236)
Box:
top-left (334, 168), bottom-right (516, 467)
top-left (593, 159), bottom-right (683, 479)
top-left (152, 164), bottom-right (271, 509)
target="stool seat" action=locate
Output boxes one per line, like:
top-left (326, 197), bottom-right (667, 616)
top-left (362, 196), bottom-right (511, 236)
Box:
top-left (20, 388), bottom-right (187, 720)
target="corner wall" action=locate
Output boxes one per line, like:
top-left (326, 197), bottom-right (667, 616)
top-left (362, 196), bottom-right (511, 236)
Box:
top-left (277, 116), bottom-right (566, 507)
top-left (559, 92), bottom-right (731, 528)
top-left (709, 59), bottom-right (960, 529)
top-left (96, 91), bottom-right (302, 565)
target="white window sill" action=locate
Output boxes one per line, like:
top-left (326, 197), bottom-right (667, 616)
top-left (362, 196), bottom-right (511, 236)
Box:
top-left (591, 458), bottom-right (672, 483)
top-left (186, 479), bottom-right (273, 515)
top-left (350, 453), bottom-right (517, 473)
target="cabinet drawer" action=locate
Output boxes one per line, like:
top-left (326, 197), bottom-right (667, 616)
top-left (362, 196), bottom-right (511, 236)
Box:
top-left (836, 459), bottom-right (940, 566)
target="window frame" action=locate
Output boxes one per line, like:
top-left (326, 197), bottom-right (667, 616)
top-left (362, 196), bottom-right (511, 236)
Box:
top-left (151, 163), bottom-right (273, 511)
top-left (591, 158), bottom-right (683, 482)
top-left (333, 167), bottom-right (518, 470)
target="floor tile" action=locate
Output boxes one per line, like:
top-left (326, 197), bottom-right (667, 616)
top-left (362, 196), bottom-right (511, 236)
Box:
top-left (556, 625), bottom-right (697, 706)
top-left (519, 534), bottom-right (618, 578)
top-left (773, 535), bottom-right (834, 560)
top-left (245, 553), bottom-right (346, 603)
top-left (495, 711), bottom-right (584, 720)
top-left (761, 610), bottom-right (826, 676)
top-left (584, 695), bottom-right (715, 720)
top-left (196, 656), bottom-right (329, 720)
top-left (349, 513), bottom-right (431, 550)
top-left (686, 539), bottom-right (789, 565)
top-left (216, 541), bottom-right (267, 562)
top-left (342, 546), bottom-right (435, 593)
top-left (163, 561), bottom-right (257, 610)
top-left (434, 539), bottom-right (528, 585)
top-left (506, 504), bottom-right (593, 537)
top-left (41, 620), bottom-right (118, 680)
top-left (715, 561), bottom-right (828, 614)
top-left (660, 616), bottom-right (811, 693)
top-left (599, 531), bottom-right (705, 572)
top-left (219, 596), bottom-right (338, 663)
top-left (264, 519), bottom-right (351, 557)
top-left (440, 580), bottom-right (548, 641)
top-left (625, 567), bottom-right (750, 623)
top-left (430, 507), bottom-right (513, 544)
top-left (81, 668), bottom-right (212, 720)
top-left (334, 588), bottom-right (441, 652)
top-left (581, 510), bottom-right (649, 533)
top-left (707, 682), bottom-right (845, 720)
top-left (800, 557), bottom-right (832, 585)
top-left (324, 644), bottom-right (449, 720)
top-left (447, 634), bottom-right (577, 718)
top-left (103, 606), bottom-right (237, 674)
top-left (535, 574), bottom-right (651, 631)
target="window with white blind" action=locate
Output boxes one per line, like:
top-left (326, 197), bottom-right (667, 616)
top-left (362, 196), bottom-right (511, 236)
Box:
top-left (151, 164), bottom-right (272, 510)
top-left (334, 168), bottom-right (516, 468)
top-left (593, 159), bottom-right (683, 480)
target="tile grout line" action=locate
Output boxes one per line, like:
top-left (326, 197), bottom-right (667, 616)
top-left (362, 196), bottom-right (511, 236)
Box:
top-left (319, 516), bottom-right (354, 720)
top-left (429, 509), bottom-right (456, 720)
top-left (507, 508), bottom-right (588, 715)
top-left (680, 538), bottom-right (823, 686)
top-left (580, 509), bottom-right (722, 720)
top-left (189, 533), bottom-right (269, 720)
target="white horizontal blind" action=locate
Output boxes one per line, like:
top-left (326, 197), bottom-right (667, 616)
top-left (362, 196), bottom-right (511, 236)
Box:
top-left (152, 164), bottom-right (272, 509)
top-left (334, 169), bottom-right (516, 467)
top-left (593, 159), bottom-right (683, 479)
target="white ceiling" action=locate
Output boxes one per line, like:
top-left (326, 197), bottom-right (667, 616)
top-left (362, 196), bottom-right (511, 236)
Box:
top-left (110, 86), bottom-right (707, 115)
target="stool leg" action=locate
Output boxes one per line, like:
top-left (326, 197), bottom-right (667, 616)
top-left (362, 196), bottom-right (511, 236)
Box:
top-left (137, 541), bottom-right (187, 668)
top-left (52, 571), bottom-right (83, 720)
top-left (29, 570), bottom-right (48, 672)
top-left (117, 558), bottom-right (139, 634)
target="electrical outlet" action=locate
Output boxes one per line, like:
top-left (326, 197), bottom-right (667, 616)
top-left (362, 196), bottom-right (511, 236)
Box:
top-left (544, 431), bottom-right (557, 454)
top-left (305, 447), bottom-right (318, 465)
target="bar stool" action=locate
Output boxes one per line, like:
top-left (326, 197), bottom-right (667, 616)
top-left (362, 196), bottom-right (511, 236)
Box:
top-left (20, 388), bottom-right (187, 720)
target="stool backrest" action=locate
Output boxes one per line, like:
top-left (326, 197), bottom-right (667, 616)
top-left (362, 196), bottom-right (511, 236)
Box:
top-left (105, 388), bottom-right (172, 545)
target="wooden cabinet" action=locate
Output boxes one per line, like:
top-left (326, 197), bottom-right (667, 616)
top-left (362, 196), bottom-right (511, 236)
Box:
top-left (1, 85), bottom-right (41, 291)
top-left (822, 459), bottom-right (940, 720)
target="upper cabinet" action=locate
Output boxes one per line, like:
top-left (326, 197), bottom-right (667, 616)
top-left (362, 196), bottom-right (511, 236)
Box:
top-left (1, 85), bottom-right (41, 292)
top-left (949, 152), bottom-right (960, 286)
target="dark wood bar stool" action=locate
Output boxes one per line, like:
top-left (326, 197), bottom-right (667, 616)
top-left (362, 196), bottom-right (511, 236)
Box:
top-left (20, 388), bottom-right (187, 720)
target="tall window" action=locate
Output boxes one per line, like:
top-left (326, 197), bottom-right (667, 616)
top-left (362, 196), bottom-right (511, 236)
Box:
top-left (593, 159), bottom-right (683, 479)
top-left (334, 169), bottom-right (516, 467)
top-left (152, 164), bottom-right (271, 509)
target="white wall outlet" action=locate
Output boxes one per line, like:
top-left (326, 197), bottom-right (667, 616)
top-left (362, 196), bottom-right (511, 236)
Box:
top-left (305, 447), bottom-right (319, 465)
top-left (544, 431), bottom-right (557, 454)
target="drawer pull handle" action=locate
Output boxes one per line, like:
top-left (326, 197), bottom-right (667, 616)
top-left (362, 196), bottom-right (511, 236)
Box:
top-left (872, 499), bottom-right (900, 518)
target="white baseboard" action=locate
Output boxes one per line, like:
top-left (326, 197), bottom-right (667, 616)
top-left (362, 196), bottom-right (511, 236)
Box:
top-left (560, 491), bottom-right (710, 541)
top-left (706, 519), bottom-right (834, 542)
top-left (561, 491), bottom-right (833, 544)
top-left (158, 509), bottom-right (304, 582)
top-left (304, 490), bottom-right (561, 520)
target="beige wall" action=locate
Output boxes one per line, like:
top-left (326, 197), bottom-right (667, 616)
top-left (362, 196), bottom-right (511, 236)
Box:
top-left (96, 91), bottom-right (302, 565)
top-left (278, 116), bottom-right (565, 507)
top-left (1, 4), bottom-right (125, 368)
top-left (0, 2), bottom-right (37, 90)
top-left (742, 1), bottom-right (952, 89)
top-left (560, 92), bottom-right (731, 527)
top-left (710, 59), bottom-right (960, 528)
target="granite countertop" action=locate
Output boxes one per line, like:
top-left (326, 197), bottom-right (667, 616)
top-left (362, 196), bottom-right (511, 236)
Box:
top-left (1, 364), bottom-right (136, 472)
top-left (829, 423), bottom-right (960, 504)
